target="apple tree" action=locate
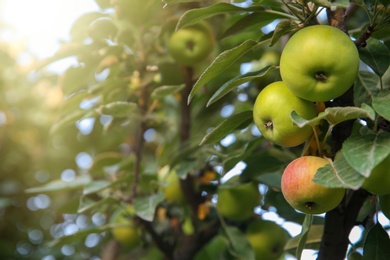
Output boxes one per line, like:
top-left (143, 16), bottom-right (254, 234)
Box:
top-left (21, 0), bottom-right (390, 259)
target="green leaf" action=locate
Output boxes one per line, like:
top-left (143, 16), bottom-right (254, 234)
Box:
top-left (296, 214), bottom-right (314, 260)
top-left (82, 180), bottom-right (111, 195)
top-left (133, 192), bottom-right (165, 222)
top-left (354, 71), bottom-right (381, 107)
top-left (25, 175), bottom-right (92, 193)
top-left (207, 66), bottom-right (277, 106)
top-left (363, 224), bottom-right (390, 260)
top-left (89, 78), bottom-right (127, 95)
top-left (359, 38), bottom-right (390, 77)
top-left (151, 84), bottom-right (184, 99)
top-left (221, 11), bottom-right (293, 39)
top-left (90, 152), bottom-right (123, 175)
top-left (324, 104), bottom-right (376, 125)
top-left (176, 3), bottom-right (265, 30)
top-left (188, 39), bottom-right (264, 104)
top-left (313, 152), bottom-right (365, 189)
top-left (78, 197), bottom-right (118, 214)
top-left (60, 66), bottom-right (92, 96)
top-left (200, 111), bottom-right (253, 145)
top-left (312, 0), bottom-right (350, 7)
top-left (47, 223), bottom-right (116, 247)
top-left (285, 224), bottom-right (324, 251)
top-left (343, 132), bottom-right (390, 177)
top-left (223, 226), bottom-right (255, 260)
top-left (291, 105), bottom-right (375, 128)
top-left (50, 110), bottom-right (87, 134)
top-left (372, 90), bottom-right (390, 121)
top-left (99, 101), bottom-right (138, 118)
top-left (223, 138), bottom-right (266, 172)
top-left (270, 20), bottom-right (296, 46)
top-left (162, 0), bottom-right (199, 7)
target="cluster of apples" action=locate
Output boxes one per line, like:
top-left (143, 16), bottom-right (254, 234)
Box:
top-left (253, 25), bottom-right (361, 214)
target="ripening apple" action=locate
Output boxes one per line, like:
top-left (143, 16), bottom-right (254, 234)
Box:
top-left (361, 155), bottom-right (390, 195)
top-left (379, 193), bottom-right (390, 219)
top-left (253, 81), bottom-right (317, 147)
top-left (281, 156), bottom-right (345, 214)
top-left (280, 25), bottom-right (359, 102)
top-left (216, 180), bottom-right (261, 222)
top-left (246, 220), bottom-right (288, 260)
top-left (110, 205), bottom-right (141, 248)
top-left (167, 22), bottom-right (215, 66)
top-left (158, 167), bottom-right (186, 204)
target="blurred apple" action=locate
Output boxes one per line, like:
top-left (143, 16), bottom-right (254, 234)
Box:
top-left (216, 179), bottom-right (261, 221)
top-left (110, 205), bottom-right (141, 248)
top-left (246, 219), bottom-right (287, 260)
top-left (167, 22), bottom-right (215, 66)
top-left (158, 166), bottom-right (185, 204)
top-left (362, 155), bottom-right (390, 195)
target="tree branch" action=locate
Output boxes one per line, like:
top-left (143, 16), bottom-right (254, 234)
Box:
top-left (317, 190), bottom-right (369, 260)
top-left (138, 217), bottom-right (175, 259)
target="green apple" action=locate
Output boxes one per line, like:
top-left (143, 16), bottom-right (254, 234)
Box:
top-left (159, 167), bottom-right (185, 204)
top-left (216, 180), bottom-right (261, 221)
top-left (253, 81), bottom-right (317, 147)
top-left (110, 205), bottom-right (141, 248)
top-left (361, 155), bottom-right (390, 195)
top-left (281, 156), bottom-right (345, 214)
top-left (246, 220), bottom-right (287, 260)
top-left (379, 193), bottom-right (390, 219)
top-left (280, 25), bottom-right (359, 102)
top-left (167, 22), bottom-right (215, 66)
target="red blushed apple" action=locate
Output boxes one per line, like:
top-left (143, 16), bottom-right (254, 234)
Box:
top-left (281, 156), bottom-right (345, 214)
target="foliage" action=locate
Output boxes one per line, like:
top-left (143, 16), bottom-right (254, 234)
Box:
top-left (1, 0), bottom-right (390, 259)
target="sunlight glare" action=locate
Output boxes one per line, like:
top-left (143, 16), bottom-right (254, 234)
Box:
top-left (0, 0), bottom-right (99, 59)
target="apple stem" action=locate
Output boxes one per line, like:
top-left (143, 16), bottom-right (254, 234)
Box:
top-left (265, 120), bottom-right (273, 130)
top-left (186, 40), bottom-right (195, 52)
top-left (315, 72), bottom-right (328, 82)
top-left (305, 202), bottom-right (315, 210)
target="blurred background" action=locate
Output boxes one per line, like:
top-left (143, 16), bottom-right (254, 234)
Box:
top-left (0, 1), bottom-right (388, 259)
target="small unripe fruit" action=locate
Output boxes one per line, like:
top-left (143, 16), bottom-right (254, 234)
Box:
top-left (110, 205), bottom-right (141, 248)
top-left (246, 220), bottom-right (287, 260)
top-left (216, 181), bottom-right (261, 221)
top-left (167, 23), bottom-right (215, 66)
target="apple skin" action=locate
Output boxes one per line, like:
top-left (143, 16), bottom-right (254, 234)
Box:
top-left (110, 205), bottom-right (141, 248)
top-left (167, 23), bottom-right (215, 66)
top-left (246, 220), bottom-right (287, 260)
top-left (161, 170), bottom-right (186, 204)
top-left (281, 156), bottom-right (345, 214)
top-left (253, 81), bottom-right (317, 147)
top-left (379, 193), bottom-right (390, 219)
top-left (361, 155), bottom-right (390, 195)
top-left (216, 181), bottom-right (261, 222)
top-left (280, 25), bottom-right (359, 102)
